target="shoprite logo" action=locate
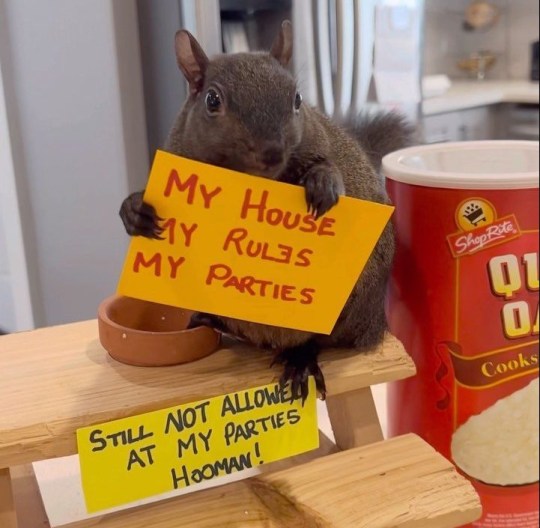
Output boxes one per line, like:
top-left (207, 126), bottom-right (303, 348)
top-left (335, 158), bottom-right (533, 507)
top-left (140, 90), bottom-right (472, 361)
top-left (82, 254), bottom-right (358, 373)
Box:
top-left (447, 198), bottom-right (521, 257)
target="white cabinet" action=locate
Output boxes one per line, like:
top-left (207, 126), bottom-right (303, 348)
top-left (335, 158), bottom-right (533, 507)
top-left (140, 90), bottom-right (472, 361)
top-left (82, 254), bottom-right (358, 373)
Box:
top-left (422, 106), bottom-right (495, 143)
top-left (422, 110), bottom-right (461, 143)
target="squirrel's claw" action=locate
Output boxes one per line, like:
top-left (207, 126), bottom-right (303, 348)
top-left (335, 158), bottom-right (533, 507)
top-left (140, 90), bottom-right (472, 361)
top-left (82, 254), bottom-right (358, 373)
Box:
top-left (119, 191), bottom-right (163, 239)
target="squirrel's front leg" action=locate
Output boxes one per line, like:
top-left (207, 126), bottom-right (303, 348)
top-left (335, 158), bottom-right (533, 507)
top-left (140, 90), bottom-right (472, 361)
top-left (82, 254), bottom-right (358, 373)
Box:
top-left (119, 191), bottom-right (163, 239)
top-left (300, 161), bottom-right (345, 219)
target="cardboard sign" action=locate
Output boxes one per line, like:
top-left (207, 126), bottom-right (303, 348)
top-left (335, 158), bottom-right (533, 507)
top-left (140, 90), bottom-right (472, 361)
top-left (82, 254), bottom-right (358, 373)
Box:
top-left (117, 150), bottom-right (394, 334)
top-left (77, 379), bottom-right (318, 512)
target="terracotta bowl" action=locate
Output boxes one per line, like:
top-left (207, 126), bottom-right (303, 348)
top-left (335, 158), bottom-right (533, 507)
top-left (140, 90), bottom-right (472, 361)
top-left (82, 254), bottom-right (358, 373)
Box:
top-left (97, 295), bottom-right (221, 367)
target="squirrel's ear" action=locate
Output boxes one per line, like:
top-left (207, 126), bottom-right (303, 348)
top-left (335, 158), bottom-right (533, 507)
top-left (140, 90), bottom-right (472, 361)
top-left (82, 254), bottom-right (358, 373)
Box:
top-left (175, 30), bottom-right (209, 94)
top-left (270, 20), bottom-right (293, 67)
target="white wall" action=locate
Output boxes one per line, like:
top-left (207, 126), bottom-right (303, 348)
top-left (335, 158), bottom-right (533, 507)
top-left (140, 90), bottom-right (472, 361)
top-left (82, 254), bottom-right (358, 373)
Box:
top-left (1, 0), bottom-right (149, 328)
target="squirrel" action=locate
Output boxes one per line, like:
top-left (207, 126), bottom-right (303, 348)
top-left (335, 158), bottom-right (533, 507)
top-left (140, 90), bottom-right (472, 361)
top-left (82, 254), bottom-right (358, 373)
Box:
top-left (120, 20), bottom-right (414, 401)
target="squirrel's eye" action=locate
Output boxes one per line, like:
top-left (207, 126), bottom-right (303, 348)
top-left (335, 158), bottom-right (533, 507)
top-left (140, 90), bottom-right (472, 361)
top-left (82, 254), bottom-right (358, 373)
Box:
top-left (294, 92), bottom-right (303, 112)
top-left (205, 89), bottom-right (221, 113)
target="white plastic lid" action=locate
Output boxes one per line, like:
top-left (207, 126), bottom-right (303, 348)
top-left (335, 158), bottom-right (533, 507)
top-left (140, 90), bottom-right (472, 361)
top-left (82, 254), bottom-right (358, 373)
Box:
top-left (382, 140), bottom-right (539, 190)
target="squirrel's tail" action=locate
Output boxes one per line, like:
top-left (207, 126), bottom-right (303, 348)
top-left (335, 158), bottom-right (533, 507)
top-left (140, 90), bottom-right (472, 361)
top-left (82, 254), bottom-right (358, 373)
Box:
top-left (343, 111), bottom-right (416, 172)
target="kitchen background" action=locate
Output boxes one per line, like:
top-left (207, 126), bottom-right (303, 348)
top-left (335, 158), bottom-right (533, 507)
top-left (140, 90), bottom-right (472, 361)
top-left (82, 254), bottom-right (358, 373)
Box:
top-left (0, 0), bottom-right (538, 334)
top-left (422, 0), bottom-right (539, 143)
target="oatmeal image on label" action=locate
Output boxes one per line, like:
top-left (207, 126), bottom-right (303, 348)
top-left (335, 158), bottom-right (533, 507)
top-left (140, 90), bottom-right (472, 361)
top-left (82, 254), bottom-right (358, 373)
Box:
top-left (451, 377), bottom-right (539, 486)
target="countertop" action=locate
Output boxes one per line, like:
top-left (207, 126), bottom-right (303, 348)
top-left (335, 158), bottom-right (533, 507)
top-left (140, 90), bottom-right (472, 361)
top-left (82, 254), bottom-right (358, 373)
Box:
top-left (423, 80), bottom-right (539, 116)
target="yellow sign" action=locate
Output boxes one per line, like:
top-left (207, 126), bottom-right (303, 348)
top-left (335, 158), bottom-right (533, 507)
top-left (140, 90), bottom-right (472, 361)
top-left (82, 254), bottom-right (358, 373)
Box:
top-left (118, 150), bottom-right (394, 334)
top-left (77, 379), bottom-right (318, 512)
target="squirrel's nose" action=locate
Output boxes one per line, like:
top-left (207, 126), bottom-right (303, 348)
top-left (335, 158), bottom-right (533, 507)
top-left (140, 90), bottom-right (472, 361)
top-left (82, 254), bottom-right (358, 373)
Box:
top-left (261, 145), bottom-right (284, 167)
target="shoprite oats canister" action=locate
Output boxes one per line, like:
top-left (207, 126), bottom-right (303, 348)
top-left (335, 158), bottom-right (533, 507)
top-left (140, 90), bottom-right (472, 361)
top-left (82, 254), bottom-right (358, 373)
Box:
top-left (383, 141), bottom-right (539, 528)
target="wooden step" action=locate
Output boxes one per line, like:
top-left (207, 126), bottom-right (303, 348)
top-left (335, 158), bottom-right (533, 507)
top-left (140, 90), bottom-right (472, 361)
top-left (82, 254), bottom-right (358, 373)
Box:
top-left (0, 320), bottom-right (414, 467)
top-left (62, 434), bottom-right (481, 528)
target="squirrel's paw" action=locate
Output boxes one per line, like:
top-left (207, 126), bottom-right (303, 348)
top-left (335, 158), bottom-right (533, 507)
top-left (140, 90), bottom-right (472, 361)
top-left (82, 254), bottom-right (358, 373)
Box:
top-left (272, 340), bottom-right (327, 403)
top-left (119, 191), bottom-right (163, 239)
top-left (301, 164), bottom-right (343, 219)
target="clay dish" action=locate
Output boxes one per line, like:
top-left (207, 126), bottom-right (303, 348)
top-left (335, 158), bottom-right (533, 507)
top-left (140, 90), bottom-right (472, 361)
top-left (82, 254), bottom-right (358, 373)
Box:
top-left (98, 295), bottom-right (221, 366)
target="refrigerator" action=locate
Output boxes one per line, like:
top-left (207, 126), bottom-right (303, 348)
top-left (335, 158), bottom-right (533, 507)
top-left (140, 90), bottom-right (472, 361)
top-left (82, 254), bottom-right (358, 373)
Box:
top-left (137, 0), bottom-right (425, 155)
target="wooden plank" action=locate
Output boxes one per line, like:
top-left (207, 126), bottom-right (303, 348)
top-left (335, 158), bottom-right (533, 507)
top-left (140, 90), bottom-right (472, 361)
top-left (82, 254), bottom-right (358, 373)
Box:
top-left (326, 387), bottom-right (384, 449)
top-left (0, 467), bottom-right (18, 528)
top-left (260, 434), bottom-right (482, 528)
top-left (0, 321), bottom-right (414, 467)
top-left (62, 434), bottom-right (481, 528)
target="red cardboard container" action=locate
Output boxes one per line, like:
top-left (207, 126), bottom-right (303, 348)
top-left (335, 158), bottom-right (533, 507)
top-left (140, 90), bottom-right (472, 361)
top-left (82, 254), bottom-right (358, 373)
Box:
top-left (383, 141), bottom-right (539, 528)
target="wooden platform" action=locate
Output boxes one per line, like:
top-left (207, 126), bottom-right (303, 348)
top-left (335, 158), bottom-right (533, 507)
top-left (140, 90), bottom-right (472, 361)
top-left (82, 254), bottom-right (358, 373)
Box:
top-left (0, 320), bottom-right (482, 527)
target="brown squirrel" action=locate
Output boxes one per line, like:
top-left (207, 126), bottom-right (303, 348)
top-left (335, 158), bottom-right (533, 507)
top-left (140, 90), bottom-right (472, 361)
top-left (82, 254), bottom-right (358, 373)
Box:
top-left (120, 21), bottom-right (414, 400)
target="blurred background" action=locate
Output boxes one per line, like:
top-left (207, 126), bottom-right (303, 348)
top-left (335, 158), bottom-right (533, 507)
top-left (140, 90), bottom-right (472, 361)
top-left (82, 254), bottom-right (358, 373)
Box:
top-left (0, 0), bottom-right (538, 333)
